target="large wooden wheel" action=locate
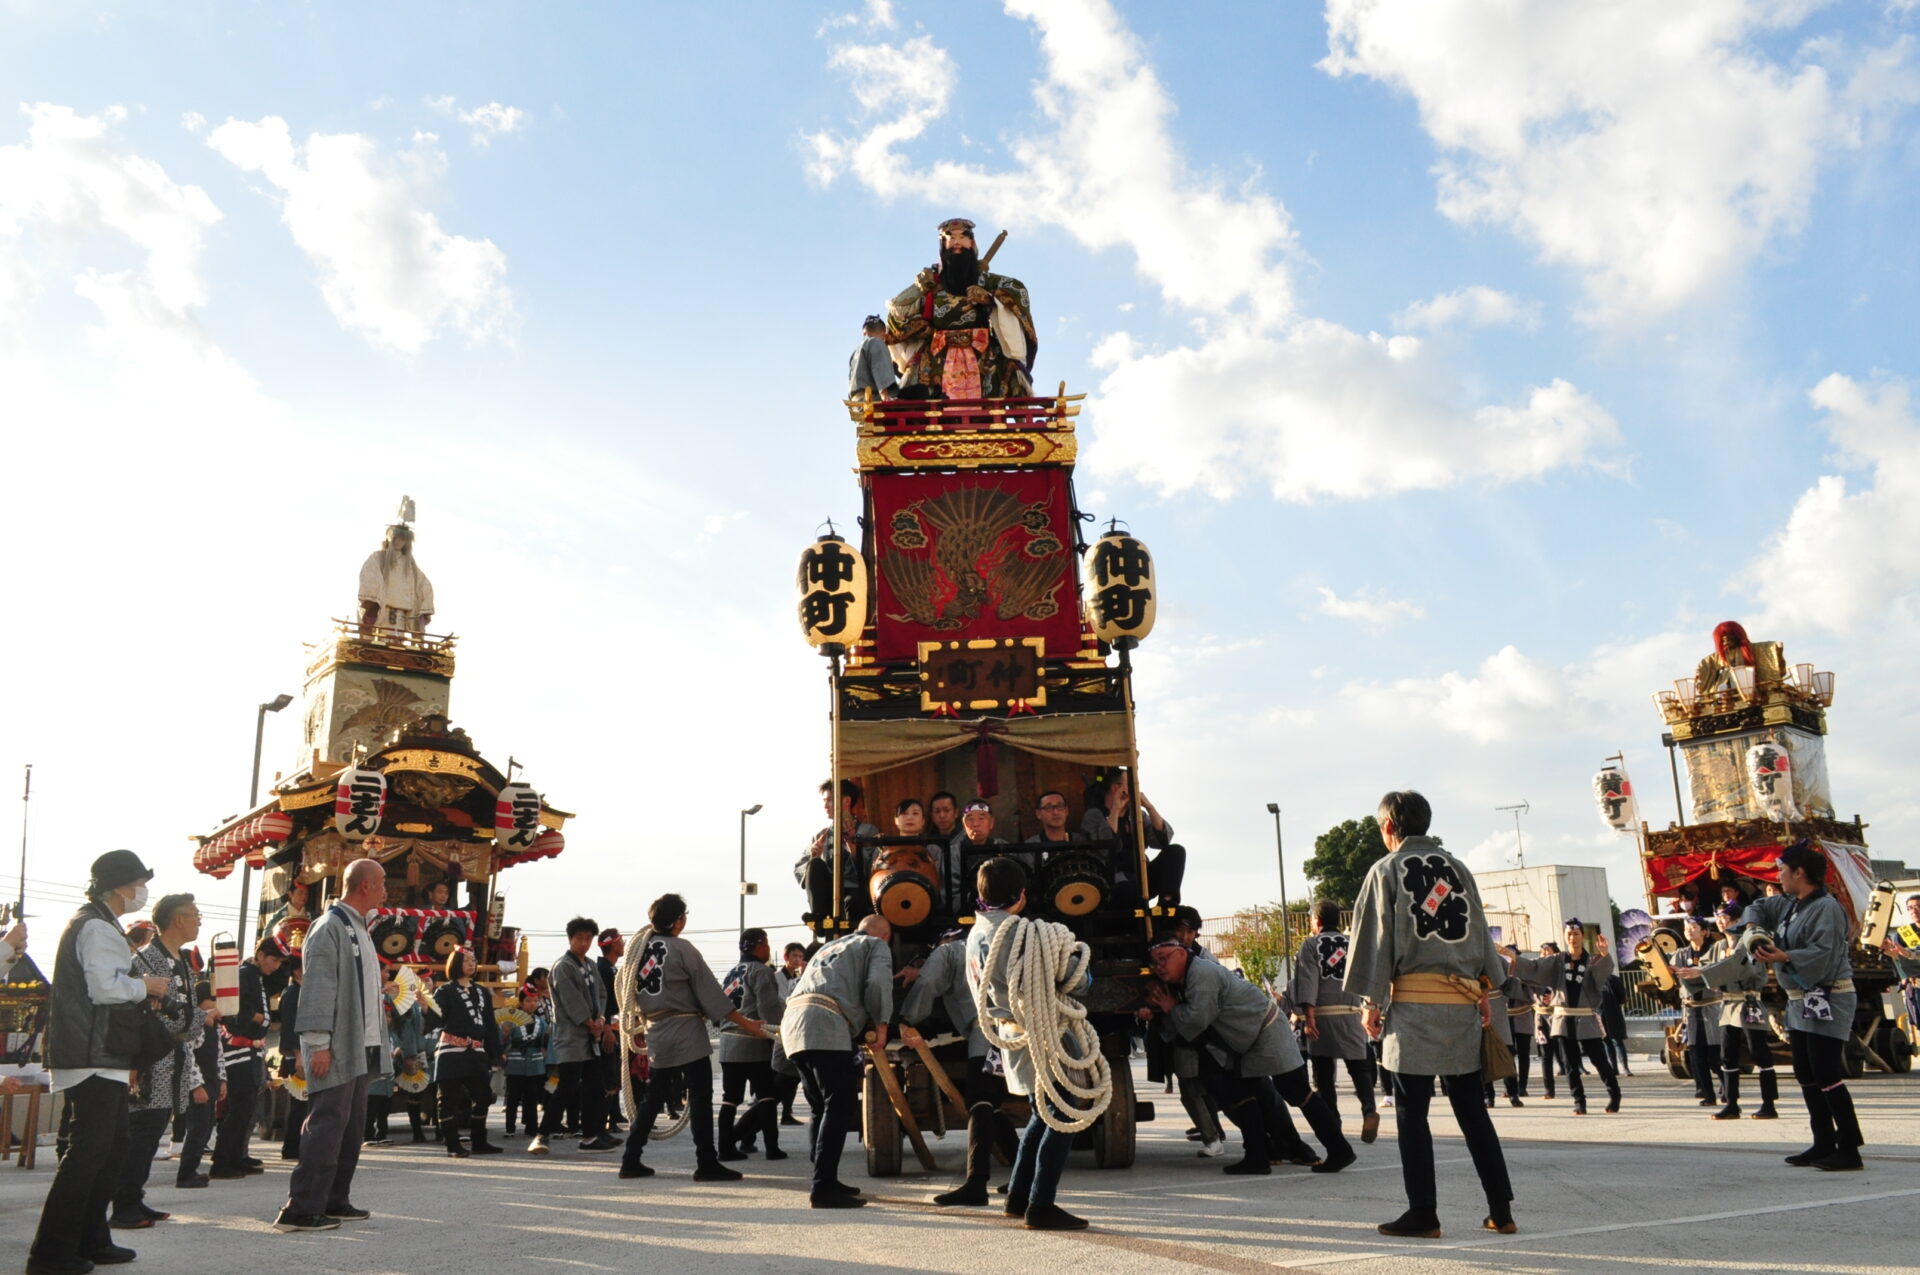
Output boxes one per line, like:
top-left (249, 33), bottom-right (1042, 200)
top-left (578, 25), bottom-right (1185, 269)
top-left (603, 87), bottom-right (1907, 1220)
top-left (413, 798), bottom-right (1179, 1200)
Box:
top-left (863, 1062), bottom-right (902, 1177)
top-left (1091, 1055), bottom-right (1136, 1169)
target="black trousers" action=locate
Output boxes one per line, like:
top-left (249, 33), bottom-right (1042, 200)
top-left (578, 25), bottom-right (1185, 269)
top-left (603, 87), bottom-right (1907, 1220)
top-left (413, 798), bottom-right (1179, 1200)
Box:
top-left (790, 1049), bottom-right (856, 1197)
top-left (31, 1075), bottom-right (129, 1264)
top-left (1506, 1034), bottom-right (1532, 1097)
top-left (1309, 1053), bottom-right (1377, 1118)
top-left (1557, 1036), bottom-right (1618, 1102)
top-left (776, 1070), bottom-right (802, 1119)
top-left (1393, 1071), bottom-right (1512, 1214)
top-left (541, 1058), bottom-right (605, 1138)
top-left (176, 1098), bottom-right (213, 1182)
top-left (802, 857), bottom-right (873, 922)
top-left (1789, 1030), bottom-right (1863, 1153)
top-left (112, 1104), bottom-right (173, 1217)
top-left (438, 1072), bottom-right (492, 1132)
top-left (504, 1074), bottom-right (545, 1132)
top-left (213, 1056), bottom-right (261, 1171)
top-left (282, 1096), bottom-right (308, 1158)
top-left (625, 1056), bottom-right (719, 1169)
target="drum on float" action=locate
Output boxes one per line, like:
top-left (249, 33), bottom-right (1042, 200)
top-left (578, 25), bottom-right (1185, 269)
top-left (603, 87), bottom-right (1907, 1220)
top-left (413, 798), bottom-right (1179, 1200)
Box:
top-left (1042, 850), bottom-right (1110, 919)
top-left (869, 844), bottom-right (941, 929)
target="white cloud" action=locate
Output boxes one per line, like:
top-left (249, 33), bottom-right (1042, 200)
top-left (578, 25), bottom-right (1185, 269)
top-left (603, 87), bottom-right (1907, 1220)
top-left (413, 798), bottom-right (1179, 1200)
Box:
top-left (1395, 285), bottom-right (1540, 332)
top-left (807, 0), bottom-right (1617, 502)
top-left (1315, 585), bottom-right (1426, 628)
top-left (806, 1), bottom-right (1298, 324)
top-left (207, 116), bottom-right (515, 354)
top-left (1085, 321), bottom-right (1618, 501)
top-left (181, 111), bottom-right (206, 134)
top-left (0, 103), bottom-right (222, 335)
top-left (1744, 373), bottom-right (1920, 631)
top-left (1321, 0), bottom-right (1920, 323)
top-left (430, 96), bottom-right (529, 146)
top-left (1343, 644), bottom-right (1587, 744)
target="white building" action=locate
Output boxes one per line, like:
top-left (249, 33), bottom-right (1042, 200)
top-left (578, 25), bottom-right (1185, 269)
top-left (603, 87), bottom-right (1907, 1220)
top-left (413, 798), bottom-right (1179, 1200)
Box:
top-left (1477, 864), bottom-right (1615, 954)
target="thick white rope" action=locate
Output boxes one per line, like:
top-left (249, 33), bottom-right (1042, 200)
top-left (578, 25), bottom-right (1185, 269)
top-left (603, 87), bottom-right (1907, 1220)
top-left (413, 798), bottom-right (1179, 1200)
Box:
top-left (615, 925), bottom-right (690, 1141)
top-left (972, 913), bottom-right (1112, 1134)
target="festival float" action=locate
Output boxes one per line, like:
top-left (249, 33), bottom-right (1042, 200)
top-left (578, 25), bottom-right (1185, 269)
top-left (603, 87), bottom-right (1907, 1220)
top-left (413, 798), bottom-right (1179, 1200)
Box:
top-left (189, 501), bottom-right (569, 998)
top-left (793, 220), bottom-right (1159, 1174)
top-left (1612, 621), bottom-right (1909, 1076)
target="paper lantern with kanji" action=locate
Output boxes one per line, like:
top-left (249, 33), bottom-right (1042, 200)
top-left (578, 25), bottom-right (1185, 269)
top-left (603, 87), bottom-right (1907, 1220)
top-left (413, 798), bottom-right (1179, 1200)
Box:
top-left (1593, 765), bottom-right (1639, 832)
top-left (1746, 742), bottom-right (1797, 821)
top-left (494, 782), bottom-right (541, 853)
top-left (796, 532), bottom-right (869, 649)
top-left (1083, 529), bottom-right (1156, 646)
top-left (333, 766), bottom-right (387, 840)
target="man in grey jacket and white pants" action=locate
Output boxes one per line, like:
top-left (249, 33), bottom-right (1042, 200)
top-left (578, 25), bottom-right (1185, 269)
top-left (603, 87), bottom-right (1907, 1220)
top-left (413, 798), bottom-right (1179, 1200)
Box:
top-left (276, 858), bottom-right (392, 1234)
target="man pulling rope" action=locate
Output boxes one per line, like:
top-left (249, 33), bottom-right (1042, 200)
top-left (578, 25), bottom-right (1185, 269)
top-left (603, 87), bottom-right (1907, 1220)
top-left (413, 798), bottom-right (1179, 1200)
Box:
top-left (966, 856), bottom-right (1110, 1231)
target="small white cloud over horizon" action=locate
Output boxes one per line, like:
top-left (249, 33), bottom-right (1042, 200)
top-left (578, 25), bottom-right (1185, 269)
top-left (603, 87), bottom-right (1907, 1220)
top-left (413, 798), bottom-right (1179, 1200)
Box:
top-left (1315, 585), bottom-right (1426, 628)
top-left (1395, 285), bottom-right (1540, 332)
top-left (430, 96), bottom-right (529, 146)
top-left (207, 115), bottom-right (515, 354)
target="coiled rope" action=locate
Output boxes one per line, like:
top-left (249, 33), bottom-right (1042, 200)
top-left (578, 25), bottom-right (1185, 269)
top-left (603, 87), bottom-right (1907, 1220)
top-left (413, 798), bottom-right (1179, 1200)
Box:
top-left (971, 913), bottom-right (1112, 1134)
top-left (615, 925), bottom-right (690, 1141)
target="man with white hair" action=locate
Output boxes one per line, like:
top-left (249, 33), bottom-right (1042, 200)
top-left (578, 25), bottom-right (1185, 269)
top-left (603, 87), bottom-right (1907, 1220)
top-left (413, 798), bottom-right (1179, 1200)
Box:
top-left (275, 859), bottom-right (391, 1234)
top-left (357, 520), bottom-right (435, 637)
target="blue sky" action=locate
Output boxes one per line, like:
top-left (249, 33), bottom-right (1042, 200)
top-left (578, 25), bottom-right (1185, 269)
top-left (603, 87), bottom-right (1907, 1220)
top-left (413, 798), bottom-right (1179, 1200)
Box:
top-left (4, 1), bottom-right (1918, 967)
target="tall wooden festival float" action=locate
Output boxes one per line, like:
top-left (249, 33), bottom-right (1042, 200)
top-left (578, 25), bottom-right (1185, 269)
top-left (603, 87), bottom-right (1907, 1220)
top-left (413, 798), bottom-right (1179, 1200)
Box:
top-left (794, 371), bottom-right (1164, 1172)
top-left (188, 507), bottom-right (572, 1105)
top-left (1602, 621), bottom-right (1909, 1076)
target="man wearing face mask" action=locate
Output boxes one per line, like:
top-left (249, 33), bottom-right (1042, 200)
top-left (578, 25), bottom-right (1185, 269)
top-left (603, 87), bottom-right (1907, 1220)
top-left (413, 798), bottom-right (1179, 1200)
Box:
top-left (30, 850), bottom-right (173, 1275)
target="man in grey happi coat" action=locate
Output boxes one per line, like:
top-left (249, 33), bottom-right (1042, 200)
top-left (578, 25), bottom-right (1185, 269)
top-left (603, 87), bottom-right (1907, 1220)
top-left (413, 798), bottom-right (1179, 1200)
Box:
top-left (1504, 920), bottom-right (1622, 1114)
top-left (1703, 900), bottom-right (1779, 1120)
top-left (278, 858), bottom-right (392, 1234)
top-left (1686, 841), bottom-right (1862, 1169)
top-left (533, 917), bottom-right (615, 1154)
top-left (1291, 898), bottom-right (1379, 1142)
top-left (1147, 936), bottom-right (1353, 1178)
top-left (1671, 914), bottom-right (1727, 1106)
top-left (620, 895), bottom-right (769, 1181)
top-left (902, 926), bottom-right (1015, 1205)
top-left (716, 927), bottom-right (786, 1162)
top-left (782, 915), bottom-right (894, 1208)
top-left (1347, 790), bottom-right (1514, 1239)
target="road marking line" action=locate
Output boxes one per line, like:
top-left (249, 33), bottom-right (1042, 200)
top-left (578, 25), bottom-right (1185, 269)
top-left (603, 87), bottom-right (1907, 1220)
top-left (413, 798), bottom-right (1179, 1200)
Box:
top-left (1295, 1186), bottom-right (1920, 1267)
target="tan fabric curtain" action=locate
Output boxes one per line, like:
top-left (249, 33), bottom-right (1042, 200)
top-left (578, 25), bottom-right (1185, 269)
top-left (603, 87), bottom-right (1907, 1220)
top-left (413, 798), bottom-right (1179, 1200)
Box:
top-left (838, 713), bottom-right (1131, 775)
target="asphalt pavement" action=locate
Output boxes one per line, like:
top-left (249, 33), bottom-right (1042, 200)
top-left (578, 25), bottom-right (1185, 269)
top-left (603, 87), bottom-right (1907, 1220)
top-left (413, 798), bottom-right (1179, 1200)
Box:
top-left (4, 1058), bottom-right (1914, 1274)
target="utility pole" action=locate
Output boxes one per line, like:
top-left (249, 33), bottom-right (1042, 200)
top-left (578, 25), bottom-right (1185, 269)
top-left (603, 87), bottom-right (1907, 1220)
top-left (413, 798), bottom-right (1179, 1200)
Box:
top-left (16, 764), bottom-right (30, 917)
top-left (1265, 802), bottom-right (1290, 972)
top-left (738, 804), bottom-right (763, 932)
top-left (1495, 800), bottom-right (1530, 870)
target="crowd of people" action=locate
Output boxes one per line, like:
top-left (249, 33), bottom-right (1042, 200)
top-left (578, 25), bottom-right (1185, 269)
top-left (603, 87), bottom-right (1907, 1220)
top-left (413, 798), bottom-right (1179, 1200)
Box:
top-left (9, 784), bottom-right (1902, 1271)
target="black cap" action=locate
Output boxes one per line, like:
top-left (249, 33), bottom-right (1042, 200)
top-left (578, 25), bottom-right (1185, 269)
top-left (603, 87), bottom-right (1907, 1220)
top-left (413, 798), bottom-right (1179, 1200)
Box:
top-left (89, 849), bottom-right (154, 895)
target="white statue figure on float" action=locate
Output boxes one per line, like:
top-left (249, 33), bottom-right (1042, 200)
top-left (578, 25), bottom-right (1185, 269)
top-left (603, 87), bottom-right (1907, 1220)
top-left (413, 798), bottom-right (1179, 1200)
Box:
top-left (358, 496), bottom-right (435, 639)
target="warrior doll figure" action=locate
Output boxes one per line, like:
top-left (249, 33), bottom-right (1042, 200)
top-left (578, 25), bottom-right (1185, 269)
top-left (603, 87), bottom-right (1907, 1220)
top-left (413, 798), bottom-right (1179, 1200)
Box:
top-left (887, 218), bottom-right (1037, 400)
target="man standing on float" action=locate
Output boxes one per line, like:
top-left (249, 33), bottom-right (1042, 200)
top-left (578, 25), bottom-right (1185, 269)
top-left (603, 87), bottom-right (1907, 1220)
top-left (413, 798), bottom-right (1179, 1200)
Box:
top-left (886, 218), bottom-right (1036, 399)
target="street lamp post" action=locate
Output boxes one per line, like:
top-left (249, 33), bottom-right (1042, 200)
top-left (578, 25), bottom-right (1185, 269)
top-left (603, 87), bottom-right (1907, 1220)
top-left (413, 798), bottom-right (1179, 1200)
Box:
top-left (1265, 802), bottom-right (1290, 974)
top-left (237, 694), bottom-right (293, 951)
top-left (739, 804), bottom-right (763, 933)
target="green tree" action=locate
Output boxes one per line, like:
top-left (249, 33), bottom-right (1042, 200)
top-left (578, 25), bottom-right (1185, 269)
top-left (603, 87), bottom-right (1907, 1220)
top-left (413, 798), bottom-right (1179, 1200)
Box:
top-left (1303, 816), bottom-right (1388, 907)
top-left (1217, 901), bottom-right (1311, 985)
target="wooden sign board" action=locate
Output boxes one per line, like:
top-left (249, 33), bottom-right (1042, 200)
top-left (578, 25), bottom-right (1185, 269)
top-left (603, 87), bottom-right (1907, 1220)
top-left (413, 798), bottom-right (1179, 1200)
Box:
top-left (918, 638), bottom-right (1046, 712)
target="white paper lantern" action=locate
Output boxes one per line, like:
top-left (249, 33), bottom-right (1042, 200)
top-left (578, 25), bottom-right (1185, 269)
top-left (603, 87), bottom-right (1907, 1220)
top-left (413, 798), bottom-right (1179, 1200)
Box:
top-left (1745, 742), bottom-right (1797, 821)
top-left (494, 781), bottom-right (541, 852)
top-left (333, 766), bottom-right (387, 840)
top-left (1593, 764), bottom-right (1639, 832)
top-left (796, 532), bottom-right (869, 648)
top-left (1083, 530), bottom-right (1156, 646)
